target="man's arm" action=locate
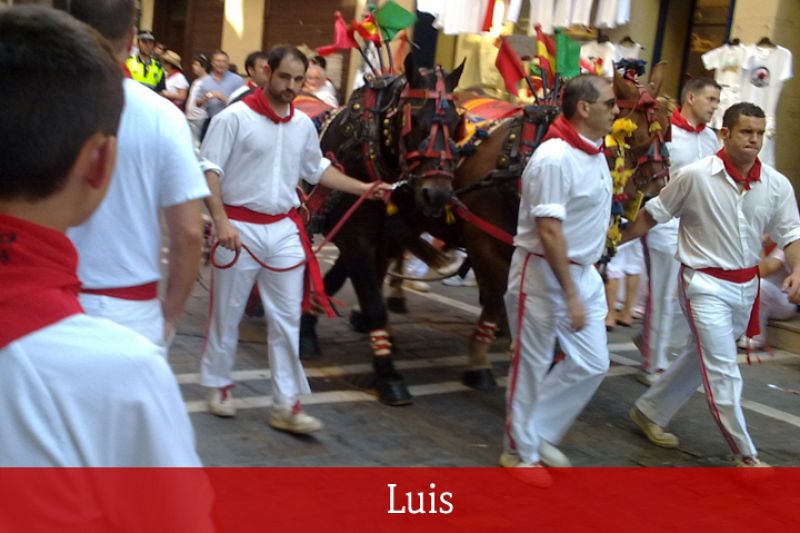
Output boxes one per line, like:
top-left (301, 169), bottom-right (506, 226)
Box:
top-left (318, 165), bottom-right (390, 198)
top-left (202, 170), bottom-right (241, 251)
top-left (161, 200), bottom-right (204, 339)
top-left (781, 240), bottom-right (800, 303)
top-left (620, 209), bottom-right (658, 245)
top-left (537, 217), bottom-right (585, 331)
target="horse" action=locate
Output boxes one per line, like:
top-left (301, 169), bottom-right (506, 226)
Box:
top-left (384, 64), bottom-right (673, 390)
top-left (299, 53), bottom-right (465, 406)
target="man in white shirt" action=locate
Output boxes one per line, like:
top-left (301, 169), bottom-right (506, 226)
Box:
top-left (637, 78), bottom-right (721, 384)
top-left (503, 75), bottom-right (617, 471)
top-left (624, 102), bottom-right (800, 466)
top-left (200, 46), bottom-right (389, 433)
top-left (67, 0), bottom-right (210, 352)
top-left (0, 2), bottom-right (202, 471)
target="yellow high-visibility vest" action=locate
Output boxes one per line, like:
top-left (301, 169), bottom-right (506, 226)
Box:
top-left (125, 55), bottom-right (164, 89)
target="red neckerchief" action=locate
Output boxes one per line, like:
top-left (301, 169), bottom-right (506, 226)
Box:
top-left (242, 89), bottom-right (294, 124)
top-left (542, 115), bottom-right (604, 155)
top-left (0, 215), bottom-right (83, 349)
top-left (671, 108), bottom-right (705, 133)
top-left (716, 149), bottom-right (762, 190)
top-left (247, 80), bottom-right (257, 89)
top-left (121, 64), bottom-right (133, 79)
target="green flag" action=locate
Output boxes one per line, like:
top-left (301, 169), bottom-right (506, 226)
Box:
top-left (555, 29), bottom-right (581, 79)
top-left (374, 0), bottom-right (417, 40)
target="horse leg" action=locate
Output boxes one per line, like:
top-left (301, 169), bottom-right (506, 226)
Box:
top-left (299, 251), bottom-right (350, 360)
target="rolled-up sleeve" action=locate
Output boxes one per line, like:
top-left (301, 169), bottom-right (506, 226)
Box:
top-left (199, 113), bottom-right (236, 180)
top-left (768, 178), bottom-right (800, 249)
top-left (527, 163), bottom-right (570, 221)
top-left (300, 122), bottom-right (329, 185)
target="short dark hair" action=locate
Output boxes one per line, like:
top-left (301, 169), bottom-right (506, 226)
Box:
top-left (561, 75), bottom-right (609, 119)
top-left (722, 102), bottom-right (766, 130)
top-left (267, 45), bottom-right (309, 72)
top-left (67, 0), bottom-right (136, 48)
top-left (0, 5), bottom-right (123, 201)
top-left (194, 53), bottom-right (210, 73)
top-left (244, 51), bottom-right (269, 75)
top-left (680, 77), bottom-right (721, 103)
top-left (311, 55), bottom-right (327, 69)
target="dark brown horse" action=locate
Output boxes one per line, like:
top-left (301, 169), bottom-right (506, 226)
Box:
top-left (300, 54), bottom-right (465, 405)
top-left (386, 64), bottom-right (673, 390)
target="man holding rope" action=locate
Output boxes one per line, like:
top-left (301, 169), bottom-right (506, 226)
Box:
top-left (200, 45), bottom-right (389, 432)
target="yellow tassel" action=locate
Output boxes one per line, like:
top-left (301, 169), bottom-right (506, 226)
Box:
top-left (624, 191), bottom-right (645, 222)
top-left (649, 121), bottom-right (662, 133)
top-left (445, 205), bottom-right (455, 225)
top-left (386, 202), bottom-right (398, 216)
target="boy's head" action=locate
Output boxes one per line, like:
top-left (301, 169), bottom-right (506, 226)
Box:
top-left (0, 5), bottom-right (124, 227)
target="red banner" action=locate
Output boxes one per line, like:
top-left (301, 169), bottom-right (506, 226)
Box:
top-left (1, 468), bottom-right (798, 532)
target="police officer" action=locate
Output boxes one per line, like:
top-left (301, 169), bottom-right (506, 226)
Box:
top-left (125, 31), bottom-right (165, 92)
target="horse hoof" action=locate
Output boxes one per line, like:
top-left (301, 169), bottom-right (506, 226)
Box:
top-left (299, 336), bottom-right (322, 360)
top-left (349, 310), bottom-right (369, 333)
top-left (462, 368), bottom-right (496, 390)
top-left (386, 296), bottom-right (408, 314)
top-left (376, 380), bottom-right (413, 406)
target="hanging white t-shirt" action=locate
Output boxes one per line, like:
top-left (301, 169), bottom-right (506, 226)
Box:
top-left (571, 0), bottom-right (593, 26)
top-left (594, 0), bottom-right (617, 28)
top-left (552, 0), bottom-right (573, 28)
top-left (581, 40), bottom-right (617, 77)
top-left (68, 79), bottom-right (209, 289)
top-left (615, 42), bottom-right (642, 61)
top-left (701, 43), bottom-right (748, 129)
top-left (432, 0), bottom-right (490, 35)
top-left (616, 0), bottom-right (631, 26)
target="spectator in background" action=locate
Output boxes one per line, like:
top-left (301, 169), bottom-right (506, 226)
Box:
top-left (604, 238), bottom-right (643, 330)
top-left (228, 51), bottom-right (270, 105)
top-left (154, 41), bottom-right (166, 61)
top-left (186, 54), bottom-right (210, 145)
top-left (125, 31), bottom-right (165, 92)
top-left (161, 50), bottom-right (189, 111)
top-left (196, 50), bottom-right (244, 138)
top-left (303, 61), bottom-right (338, 107)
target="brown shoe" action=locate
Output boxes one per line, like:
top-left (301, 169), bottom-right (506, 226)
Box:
top-left (629, 407), bottom-right (679, 448)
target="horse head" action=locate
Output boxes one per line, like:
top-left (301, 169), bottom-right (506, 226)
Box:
top-left (396, 54), bottom-right (465, 217)
top-left (612, 61), bottom-right (672, 199)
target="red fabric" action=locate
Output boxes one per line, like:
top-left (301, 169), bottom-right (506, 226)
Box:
top-left (121, 64), bottom-right (132, 79)
top-left (716, 149), bottom-right (762, 191)
top-left (481, 0), bottom-right (497, 31)
top-left (671, 108), bottom-right (705, 133)
top-left (542, 115), bottom-right (604, 155)
top-left (80, 282), bottom-right (158, 301)
top-left (223, 205), bottom-right (335, 318)
top-left (247, 80), bottom-right (257, 89)
top-left (0, 215), bottom-right (83, 349)
top-left (242, 89), bottom-right (294, 124)
top-left (697, 266), bottom-right (761, 338)
top-left (317, 11), bottom-right (360, 56)
top-left (495, 37), bottom-right (526, 96)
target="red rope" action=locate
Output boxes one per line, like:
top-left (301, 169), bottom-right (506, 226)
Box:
top-left (450, 198), bottom-right (515, 246)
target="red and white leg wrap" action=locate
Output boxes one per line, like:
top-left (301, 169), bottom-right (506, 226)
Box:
top-left (369, 329), bottom-right (392, 357)
top-left (473, 321), bottom-right (499, 344)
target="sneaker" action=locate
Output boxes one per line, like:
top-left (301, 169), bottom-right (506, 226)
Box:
top-left (403, 280), bottom-right (430, 292)
top-left (499, 451), bottom-right (521, 467)
top-left (736, 456), bottom-right (771, 467)
top-left (635, 369), bottom-right (664, 386)
top-left (207, 386), bottom-right (236, 417)
top-left (539, 440), bottom-right (572, 467)
top-left (442, 270), bottom-right (477, 287)
top-left (629, 407), bottom-right (679, 448)
top-left (269, 402), bottom-right (323, 434)
top-left (500, 453), bottom-right (553, 487)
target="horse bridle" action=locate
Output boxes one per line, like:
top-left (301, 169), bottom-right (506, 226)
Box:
top-left (616, 81), bottom-right (670, 187)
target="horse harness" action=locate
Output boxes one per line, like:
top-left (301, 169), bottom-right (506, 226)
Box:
top-left (616, 81), bottom-right (671, 188)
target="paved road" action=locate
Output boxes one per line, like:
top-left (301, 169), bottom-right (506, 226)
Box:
top-left (168, 247), bottom-right (800, 467)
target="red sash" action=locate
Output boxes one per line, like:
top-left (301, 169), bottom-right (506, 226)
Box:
top-left (80, 282), bottom-right (158, 301)
top-left (0, 215), bottom-right (83, 349)
top-left (696, 266), bottom-right (761, 338)
top-left (223, 205), bottom-right (334, 317)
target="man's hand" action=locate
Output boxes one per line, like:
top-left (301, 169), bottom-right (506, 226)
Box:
top-left (215, 219), bottom-right (242, 251)
top-left (364, 181), bottom-right (392, 200)
top-left (782, 271), bottom-right (800, 304)
top-left (566, 293), bottom-right (586, 331)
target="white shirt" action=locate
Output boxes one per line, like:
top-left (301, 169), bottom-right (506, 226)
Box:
top-left (200, 101), bottom-right (330, 215)
top-left (68, 80), bottom-right (209, 289)
top-left (646, 155), bottom-right (800, 270)
top-left (0, 315), bottom-right (200, 466)
top-left (645, 124), bottom-right (719, 253)
top-left (186, 78), bottom-right (208, 121)
top-left (615, 42), bottom-right (642, 61)
top-left (165, 71), bottom-right (189, 93)
top-left (515, 137), bottom-right (613, 266)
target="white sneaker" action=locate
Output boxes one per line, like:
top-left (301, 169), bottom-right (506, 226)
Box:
top-left (539, 440), bottom-right (571, 467)
top-left (442, 270), bottom-right (476, 287)
top-left (207, 386), bottom-right (236, 417)
top-left (269, 402), bottom-right (323, 434)
top-left (403, 280), bottom-right (430, 292)
top-left (636, 369), bottom-right (664, 386)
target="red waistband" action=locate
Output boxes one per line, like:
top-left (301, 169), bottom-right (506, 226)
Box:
top-left (224, 205), bottom-right (290, 224)
top-left (80, 281), bottom-right (158, 301)
top-left (695, 266), bottom-right (759, 283)
top-left (531, 252), bottom-right (581, 266)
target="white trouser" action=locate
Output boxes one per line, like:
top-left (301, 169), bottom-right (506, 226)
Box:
top-left (606, 239), bottom-right (643, 279)
top-left (79, 294), bottom-right (166, 356)
top-left (640, 242), bottom-right (690, 373)
top-left (201, 218), bottom-right (310, 407)
top-left (759, 278), bottom-right (796, 336)
top-left (504, 249), bottom-right (610, 463)
top-left (636, 269), bottom-right (758, 458)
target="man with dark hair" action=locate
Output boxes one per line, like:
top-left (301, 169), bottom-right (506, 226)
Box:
top-left (67, 0), bottom-right (210, 352)
top-left (636, 77), bottom-right (721, 385)
top-left (200, 45), bottom-right (390, 431)
top-left (0, 4), bottom-right (200, 467)
top-left (196, 49), bottom-right (244, 123)
top-left (624, 102), bottom-right (800, 467)
top-left (228, 50), bottom-right (270, 105)
top-left (125, 30), bottom-right (165, 91)
top-left (502, 75), bottom-right (618, 471)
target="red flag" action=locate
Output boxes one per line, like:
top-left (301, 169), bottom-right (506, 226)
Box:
top-left (535, 24), bottom-right (556, 87)
top-left (481, 0), bottom-right (497, 32)
top-left (317, 11), bottom-right (359, 56)
top-left (495, 37), bottom-right (526, 95)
